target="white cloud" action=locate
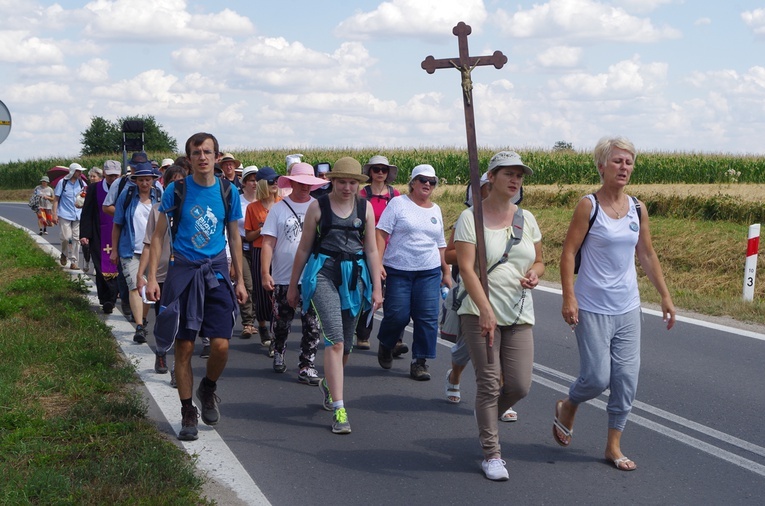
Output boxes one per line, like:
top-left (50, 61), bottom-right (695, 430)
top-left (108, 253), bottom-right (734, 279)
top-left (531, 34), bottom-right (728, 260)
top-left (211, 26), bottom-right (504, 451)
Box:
top-left (742, 8), bottom-right (765, 36)
top-left (174, 38), bottom-right (373, 94)
top-left (335, 0), bottom-right (487, 40)
top-left (686, 66), bottom-right (765, 96)
top-left (4, 81), bottom-right (72, 105)
top-left (0, 31), bottom-right (64, 64)
top-left (612, 0), bottom-right (676, 14)
top-left (694, 17), bottom-right (711, 26)
top-left (548, 56), bottom-right (668, 99)
top-left (495, 0), bottom-right (681, 43)
top-left (536, 46), bottom-right (582, 68)
top-left (79, 0), bottom-right (254, 42)
top-left (77, 58), bottom-right (110, 83)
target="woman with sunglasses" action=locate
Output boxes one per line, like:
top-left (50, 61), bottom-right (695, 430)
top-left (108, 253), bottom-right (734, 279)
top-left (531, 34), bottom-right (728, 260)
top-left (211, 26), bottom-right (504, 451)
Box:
top-left (454, 151), bottom-right (544, 481)
top-left (356, 155), bottom-right (402, 352)
top-left (244, 166), bottom-right (282, 352)
top-left (376, 164), bottom-right (451, 381)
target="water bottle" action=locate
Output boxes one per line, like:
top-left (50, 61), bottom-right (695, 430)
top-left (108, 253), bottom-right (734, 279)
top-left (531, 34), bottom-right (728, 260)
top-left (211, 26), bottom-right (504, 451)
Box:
top-left (441, 285), bottom-right (450, 300)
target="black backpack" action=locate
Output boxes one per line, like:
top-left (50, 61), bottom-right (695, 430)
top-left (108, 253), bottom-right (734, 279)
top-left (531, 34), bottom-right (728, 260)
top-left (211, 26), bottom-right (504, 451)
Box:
top-left (362, 184), bottom-right (395, 202)
top-left (312, 194), bottom-right (367, 256)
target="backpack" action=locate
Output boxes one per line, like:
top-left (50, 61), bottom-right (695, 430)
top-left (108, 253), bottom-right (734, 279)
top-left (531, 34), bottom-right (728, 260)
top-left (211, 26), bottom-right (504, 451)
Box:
top-left (362, 184), bottom-right (395, 202)
top-left (28, 192), bottom-right (41, 213)
top-left (164, 176), bottom-right (233, 241)
top-left (573, 194), bottom-right (642, 274)
top-left (312, 194), bottom-right (367, 256)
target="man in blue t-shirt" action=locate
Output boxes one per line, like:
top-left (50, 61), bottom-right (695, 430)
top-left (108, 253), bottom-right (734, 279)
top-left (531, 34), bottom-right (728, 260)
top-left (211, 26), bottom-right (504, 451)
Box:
top-left (145, 132), bottom-right (247, 441)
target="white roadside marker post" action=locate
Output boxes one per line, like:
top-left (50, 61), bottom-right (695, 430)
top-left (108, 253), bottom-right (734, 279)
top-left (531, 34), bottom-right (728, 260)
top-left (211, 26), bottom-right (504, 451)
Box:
top-left (742, 224), bottom-right (760, 301)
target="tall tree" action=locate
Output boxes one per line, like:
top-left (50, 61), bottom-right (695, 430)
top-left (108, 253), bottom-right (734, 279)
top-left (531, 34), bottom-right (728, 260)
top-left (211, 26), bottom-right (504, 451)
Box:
top-left (118, 115), bottom-right (178, 153)
top-left (80, 116), bottom-right (121, 155)
top-left (80, 115), bottom-right (178, 155)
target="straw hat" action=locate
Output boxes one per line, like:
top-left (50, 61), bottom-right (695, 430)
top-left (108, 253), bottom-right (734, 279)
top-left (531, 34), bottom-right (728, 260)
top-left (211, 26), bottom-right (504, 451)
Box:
top-left (326, 157), bottom-right (368, 183)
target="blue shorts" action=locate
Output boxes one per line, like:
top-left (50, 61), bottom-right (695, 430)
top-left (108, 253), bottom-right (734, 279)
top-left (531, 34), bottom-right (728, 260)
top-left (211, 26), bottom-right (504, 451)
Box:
top-left (177, 282), bottom-right (236, 341)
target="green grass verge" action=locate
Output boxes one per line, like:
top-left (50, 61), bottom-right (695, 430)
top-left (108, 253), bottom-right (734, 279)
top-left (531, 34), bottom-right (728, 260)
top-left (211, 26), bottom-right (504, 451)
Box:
top-left (0, 223), bottom-right (210, 505)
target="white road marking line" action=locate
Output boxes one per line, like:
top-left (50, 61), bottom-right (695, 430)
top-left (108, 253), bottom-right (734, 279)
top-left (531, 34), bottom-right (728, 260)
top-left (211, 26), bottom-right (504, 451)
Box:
top-left (533, 374), bottom-right (765, 478)
top-left (534, 363), bottom-right (765, 459)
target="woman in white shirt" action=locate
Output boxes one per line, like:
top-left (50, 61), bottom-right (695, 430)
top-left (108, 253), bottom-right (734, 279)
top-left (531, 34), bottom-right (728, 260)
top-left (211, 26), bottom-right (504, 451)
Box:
top-left (375, 164), bottom-right (450, 381)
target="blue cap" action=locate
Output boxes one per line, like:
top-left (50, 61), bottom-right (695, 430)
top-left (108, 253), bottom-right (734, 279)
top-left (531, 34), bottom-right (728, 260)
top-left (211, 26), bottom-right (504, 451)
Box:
top-left (255, 166), bottom-right (279, 183)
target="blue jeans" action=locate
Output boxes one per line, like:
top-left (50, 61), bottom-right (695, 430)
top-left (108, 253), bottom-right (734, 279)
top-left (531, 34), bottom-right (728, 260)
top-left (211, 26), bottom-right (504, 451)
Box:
top-left (377, 266), bottom-right (441, 360)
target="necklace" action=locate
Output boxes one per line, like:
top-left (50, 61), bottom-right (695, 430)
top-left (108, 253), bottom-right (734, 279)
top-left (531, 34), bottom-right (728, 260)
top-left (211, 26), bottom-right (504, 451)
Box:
top-left (608, 197), bottom-right (626, 219)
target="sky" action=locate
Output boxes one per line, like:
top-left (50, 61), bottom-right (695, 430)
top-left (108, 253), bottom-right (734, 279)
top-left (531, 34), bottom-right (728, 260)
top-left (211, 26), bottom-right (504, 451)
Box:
top-left (1, 0), bottom-right (765, 164)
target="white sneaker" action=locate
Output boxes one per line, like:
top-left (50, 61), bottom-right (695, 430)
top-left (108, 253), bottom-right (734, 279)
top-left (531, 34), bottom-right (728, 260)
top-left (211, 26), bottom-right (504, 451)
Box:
top-left (481, 458), bottom-right (509, 481)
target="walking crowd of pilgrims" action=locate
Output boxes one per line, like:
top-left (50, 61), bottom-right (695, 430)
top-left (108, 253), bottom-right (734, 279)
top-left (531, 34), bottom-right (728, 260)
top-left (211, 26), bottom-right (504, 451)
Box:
top-left (43, 133), bottom-right (675, 481)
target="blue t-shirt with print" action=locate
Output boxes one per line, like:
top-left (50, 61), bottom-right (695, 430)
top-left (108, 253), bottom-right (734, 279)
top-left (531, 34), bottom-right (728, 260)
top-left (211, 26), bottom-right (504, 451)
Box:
top-left (159, 176), bottom-right (242, 261)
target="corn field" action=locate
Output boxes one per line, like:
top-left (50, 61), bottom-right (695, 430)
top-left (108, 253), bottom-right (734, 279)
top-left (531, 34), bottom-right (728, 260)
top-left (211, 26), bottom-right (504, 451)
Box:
top-left (2, 148), bottom-right (764, 189)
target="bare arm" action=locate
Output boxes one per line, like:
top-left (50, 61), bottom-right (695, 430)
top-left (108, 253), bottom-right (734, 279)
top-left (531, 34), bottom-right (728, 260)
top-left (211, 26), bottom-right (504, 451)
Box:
top-left (560, 197), bottom-right (593, 325)
top-left (521, 242), bottom-right (545, 290)
top-left (634, 199), bottom-right (676, 329)
top-left (363, 203), bottom-right (383, 310)
top-left (439, 247), bottom-right (451, 289)
top-left (375, 228), bottom-right (389, 280)
top-left (110, 223), bottom-right (121, 266)
top-left (227, 219), bottom-right (247, 304)
top-left (455, 239), bottom-right (496, 342)
top-left (51, 195), bottom-right (60, 224)
top-left (145, 213), bottom-right (168, 302)
top-left (261, 235), bottom-right (276, 291)
top-left (444, 229), bottom-right (457, 265)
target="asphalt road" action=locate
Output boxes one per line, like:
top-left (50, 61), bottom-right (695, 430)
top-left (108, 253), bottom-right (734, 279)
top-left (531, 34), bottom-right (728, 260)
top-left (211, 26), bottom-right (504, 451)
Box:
top-left (2, 201), bottom-right (764, 506)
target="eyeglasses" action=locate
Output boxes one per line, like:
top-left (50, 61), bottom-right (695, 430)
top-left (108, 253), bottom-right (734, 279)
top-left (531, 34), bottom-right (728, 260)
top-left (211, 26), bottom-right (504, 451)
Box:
top-left (267, 178), bottom-right (279, 185)
top-left (371, 166), bottom-right (389, 174)
top-left (414, 176), bottom-right (437, 186)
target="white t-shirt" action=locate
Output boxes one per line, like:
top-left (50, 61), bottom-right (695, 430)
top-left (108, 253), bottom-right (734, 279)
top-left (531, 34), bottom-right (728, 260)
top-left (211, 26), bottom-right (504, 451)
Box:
top-left (238, 193), bottom-right (256, 251)
top-left (261, 196), bottom-right (313, 285)
top-left (376, 195), bottom-right (446, 271)
top-left (454, 207), bottom-right (542, 326)
top-left (132, 201), bottom-right (152, 254)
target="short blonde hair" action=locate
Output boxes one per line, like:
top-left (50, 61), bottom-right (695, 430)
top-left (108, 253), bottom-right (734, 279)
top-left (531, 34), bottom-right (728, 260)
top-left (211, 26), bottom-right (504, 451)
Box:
top-left (593, 136), bottom-right (636, 169)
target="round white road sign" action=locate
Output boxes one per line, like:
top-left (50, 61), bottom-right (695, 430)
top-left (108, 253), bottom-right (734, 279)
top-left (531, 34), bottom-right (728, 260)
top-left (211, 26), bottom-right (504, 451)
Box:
top-left (0, 100), bottom-right (12, 145)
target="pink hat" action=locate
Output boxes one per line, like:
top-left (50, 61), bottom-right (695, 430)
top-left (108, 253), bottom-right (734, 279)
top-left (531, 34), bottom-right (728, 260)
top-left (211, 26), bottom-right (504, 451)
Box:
top-left (277, 162), bottom-right (327, 190)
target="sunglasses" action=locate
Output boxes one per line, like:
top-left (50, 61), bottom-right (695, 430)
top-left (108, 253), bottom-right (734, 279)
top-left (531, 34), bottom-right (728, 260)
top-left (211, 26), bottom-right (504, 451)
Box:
top-left (267, 178), bottom-right (279, 185)
top-left (371, 166), bottom-right (389, 174)
top-left (414, 176), bottom-right (437, 186)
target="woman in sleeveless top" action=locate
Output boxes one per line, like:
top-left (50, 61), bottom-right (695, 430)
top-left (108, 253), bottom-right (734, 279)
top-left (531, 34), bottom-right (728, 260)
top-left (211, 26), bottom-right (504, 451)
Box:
top-left (555, 136), bottom-right (676, 471)
top-left (287, 157), bottom-right (382, 435)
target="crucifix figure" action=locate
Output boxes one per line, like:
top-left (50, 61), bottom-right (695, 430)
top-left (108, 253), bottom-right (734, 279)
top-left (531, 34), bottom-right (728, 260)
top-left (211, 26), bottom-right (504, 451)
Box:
top-left (422, 22), bottom-right (507, 363)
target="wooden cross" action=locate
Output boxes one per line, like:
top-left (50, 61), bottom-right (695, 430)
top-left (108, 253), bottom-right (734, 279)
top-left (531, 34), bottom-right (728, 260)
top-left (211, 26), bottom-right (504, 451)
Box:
top-left (422, 22), bottom-right (507, 363)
